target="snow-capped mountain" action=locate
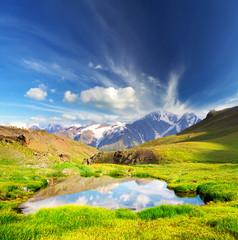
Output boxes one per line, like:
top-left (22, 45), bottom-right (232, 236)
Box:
top-left (56, 122), bottom-right (125, 148)
top-left (44, 124), bottom-right (64, 133)
top-left (29, 124), bottom-right (64, 133)
top-left (53, 111), bottom-right (200, 150)
top-left (28, 124), bottom-right (40, 130)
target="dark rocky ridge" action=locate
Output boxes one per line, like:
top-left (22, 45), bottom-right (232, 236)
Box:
top-left (113, 149), bottom-right (157, 165)
top-left (83, 149), bottom-right (158, 165)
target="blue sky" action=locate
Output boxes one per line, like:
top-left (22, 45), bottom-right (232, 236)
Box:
top-left (1, 0), bottom-right (238, 127)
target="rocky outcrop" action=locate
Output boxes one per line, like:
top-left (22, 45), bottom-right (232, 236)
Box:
top-left (0, 134), bottom-right (30, 147)
top-left (83, 149), bottom-right (158, 165)
top-left (83, 152), bottom-right (111, 165)
top-left (59, 154), bottom-right (71, 162)
top-left (113, 149), bottom-right (157, 165)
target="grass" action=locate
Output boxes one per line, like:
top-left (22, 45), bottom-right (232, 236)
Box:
top-left (0, 139), bottom-right (98, 209)
top-left (137, 132), bottom-right (238, 164)
top-left (137, 204), bottom-right (203, 219)
top-left (1, 158), bottom-right (238, 239)
top-left (0, 109), bottom-right (238, 239)
top-left (0, 204), bottom-right (237, 239)
top-left (0, 161), bottom-right (237, 240)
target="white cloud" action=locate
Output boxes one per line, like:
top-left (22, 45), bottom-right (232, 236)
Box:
top-left (49, 99), bottom-right (54, 103)
top-left (88, 62), bottom-right (103, 70)
top-left (80, 86), bottom-right (137, 110)
top-left (63, 91), bottom-right (78, 103)
top-left (75, 196), bottom-right (88, 205)
top-left (133, 194), bottom-right (151, 210)
top-left (50, 89), bottom-right (56, 93)
top-left (120, 194), bottom-right (131, 202)
top-left (30, 116), bottom-right (47, 122)
top-left (1, 121), bottom-right (27, 129)
top-left (62, 113), bottom-right (77, 120)
top-left (88, 62), bottom-right (94, 68)
top-left (22, 59), bottom-right (80, 81)
top-left (49, 116), bottom-right (62, 121)
top-left (65, 123), bottom-right (82, 128)
top-left (225, 92), bottom-right (238, 104)
top-left (76, 112), bottom-right (118, 122)
top-left (194, 92), bottom-right (238, 119)
top-left (162, 71), bottom-right (187, 115)
top-left (25, 85), bottom-right (48, 101)
top-left (95, 64), bottom-right (103, 69)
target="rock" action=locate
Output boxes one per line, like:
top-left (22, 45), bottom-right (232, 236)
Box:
top-left (21, 187), bottom-right (31, 192)
top-left (47, 178), bottom-right (58, 185)
top-left (59, 154), bottom-right (71, 162)
top-left (35, 177), bottom-right (40, 180)
top-left (0, 134), bottom-right (29, 146)
top-left (17, 135), bottom-right (30, 147)
top-left (83, 149), bottom-right (158, 165)
top-left (82, 152), bottom-right (107, 165)
top-left (113, 149), bottom-right (157, 165)
top-left (61, 168), bottom-right (78, 175)
top-left (83, 158), bottom-right (90, 165)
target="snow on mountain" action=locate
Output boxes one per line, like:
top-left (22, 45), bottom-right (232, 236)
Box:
top-left (55, 122), bottom-right (125, 148)
top-left (77, 123), bottom-right (125, 148)
top-left (97, 112), bottom-right (200, 150)
top-left (43, 111), bottom-right (200, 150)
top-left (28, 124), bottom-right (41, 130)
top-left (44, 124), bottom-right (64, 133)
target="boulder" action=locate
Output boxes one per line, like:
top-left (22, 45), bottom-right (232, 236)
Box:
top-left (17, 135), bottom-right (30, 147)
top-left (82, 152), bottom-right (104, 165)
top-left (113, 149), bottom-right (157, 165)
top-left (0, 135), bottom-right (30, 146)
top-left (59, 154), bottom-right (71, 162)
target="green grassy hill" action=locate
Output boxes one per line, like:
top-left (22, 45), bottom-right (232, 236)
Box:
top-left (136, 106), bottom-right (238, 164)
top-left (0, 126), bottom-right (99, 165)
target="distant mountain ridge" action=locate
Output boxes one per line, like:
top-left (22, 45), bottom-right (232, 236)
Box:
top-left (35, 111), bottom-right (200, 150)
top-left (83, 105), bottom-right (238, 166)
top-left (97, 111), bottom-right (200, 150)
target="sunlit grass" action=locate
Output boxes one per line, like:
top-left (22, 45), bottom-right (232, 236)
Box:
top-left (0, 204), bottom-right (237, 239)
top-left (0, 123), bottom-right (238, 239)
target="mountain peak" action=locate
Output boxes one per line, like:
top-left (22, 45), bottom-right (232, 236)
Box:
top-left (45, 124), bottom-right (64, 133)
top-left (41, 111), bottom-right (200, 150)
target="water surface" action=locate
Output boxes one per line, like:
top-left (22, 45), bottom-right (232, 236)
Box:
top-left (20, 176), bottom-right (204, 214)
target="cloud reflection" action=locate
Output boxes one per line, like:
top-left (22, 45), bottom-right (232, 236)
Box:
top-left (21, 178), bottom-right (204, 214)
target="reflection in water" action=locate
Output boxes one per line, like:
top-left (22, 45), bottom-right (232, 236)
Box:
top-left (20, 177), bottom-right (204, 214)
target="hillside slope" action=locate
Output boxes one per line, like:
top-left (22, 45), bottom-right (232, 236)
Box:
top-left (86, 106), bottom-right (238, 165)
top-left (0, 126), bottom-right (99, 165)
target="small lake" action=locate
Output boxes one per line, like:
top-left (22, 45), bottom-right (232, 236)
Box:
top-left (20, 176), bottom-right (204, 214)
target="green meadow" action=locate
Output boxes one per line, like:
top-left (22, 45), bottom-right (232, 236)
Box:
top-left (0, 108), bottom-right (238, 239)
top-left (0, 157), bottom-right (238, 239)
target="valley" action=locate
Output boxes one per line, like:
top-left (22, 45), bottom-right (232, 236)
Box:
top-left (2, 1), bottom-right (238, 239)
top-left (0, 106), bottom-right (237, 239)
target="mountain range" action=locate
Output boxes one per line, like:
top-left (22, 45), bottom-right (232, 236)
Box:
top-left (85, 105), bottom-right (238, 165)
top-left (31, 111), bottom-right (200, 151)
